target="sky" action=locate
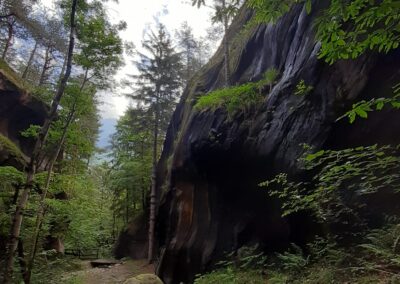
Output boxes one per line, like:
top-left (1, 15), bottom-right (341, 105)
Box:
top-left (96, 0), bottom-right (214, 119)
top-left (41, 0), bottom-right (215, 148)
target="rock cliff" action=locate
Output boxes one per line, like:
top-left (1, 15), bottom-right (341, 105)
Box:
top-left (153, 3), bottom-right (400, 283)
top-left (0, 61), bottom-right (48, 169)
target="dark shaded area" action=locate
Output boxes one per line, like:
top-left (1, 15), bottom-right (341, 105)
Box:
top-left (151, 3), bottom-right (400, 283)
top-left (0, 71), bottom-right (48, 162)
top-left (116, 2), bottom-right (400, 283)
top-left (114, 212), bottom-right (149, 260)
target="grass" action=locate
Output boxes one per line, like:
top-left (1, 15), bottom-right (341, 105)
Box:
top-left (195, 82), bottom-right (262, 115)
top-left (194, 68), bottom-right (280, 117)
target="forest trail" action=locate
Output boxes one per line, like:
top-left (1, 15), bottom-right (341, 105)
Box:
top-left (62, 259), bottom-right (155, 284)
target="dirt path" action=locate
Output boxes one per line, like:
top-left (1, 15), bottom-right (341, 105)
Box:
top-left (62, 259), bottom-right (155, 284)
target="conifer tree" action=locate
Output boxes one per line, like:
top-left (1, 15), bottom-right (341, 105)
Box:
top-left (128, 23), bottom-right (182, 262)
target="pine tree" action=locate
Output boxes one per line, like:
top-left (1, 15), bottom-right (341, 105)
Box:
top-left (176, 21), bottom-right (201, 86)
top-left (128, 23), bottom-right (182, 262)
top-left (192, 0), bottom-right (242, 86)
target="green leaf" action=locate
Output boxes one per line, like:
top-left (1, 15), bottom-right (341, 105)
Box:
top-left (355, 108), bottom-right (368, 119)
top-left (305, 0), bottom-right (312, 14)
top-left (376, 101), bottom-right (384, 110)
top-left (306, 150), bottom-right (325, 161)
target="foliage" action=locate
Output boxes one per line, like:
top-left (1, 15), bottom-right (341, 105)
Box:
top-left (246, 0), bottom-right (308, 24)
top-left (261, 144), bottom-right (400, 223)
top-left (339, 83), bottom-right (400, 123)
top-left (0, 166), bottom-right (24, 188)
top-left (194, 245), bottom-right (266, 284)
top-left (246, 0), bottom-right (399, 63)
top-left (175, 21), bottom-right (207, 86)
top-left (276, 244), bottom-right (309, 272)
top-left (316, 0), bottom-right (400, 64)
top-left (108, 107), bottom-right (153, 230)
top-left (28, 256), bottom-right (83, 284)
top-left (195, 82), bottom-right (261, 115)
top-left (261, 67), bottom-right (279, 88)
top-left (195, 68), bottom-right (279, 115)
top-left (360, 220), bottom-right (400, 267)
top-left (246, 0), bottom-right (400, 122)
top-left (294, 79), bottom-right (313, 96)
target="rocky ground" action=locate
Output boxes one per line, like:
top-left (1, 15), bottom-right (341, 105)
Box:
top-left (61, 259), bottom-right (155, 284)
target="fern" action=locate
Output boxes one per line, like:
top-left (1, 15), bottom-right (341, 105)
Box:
top-left (360, 222), bottom-right (400, 266)
top-left (276, 244), bottom-right (309, 272)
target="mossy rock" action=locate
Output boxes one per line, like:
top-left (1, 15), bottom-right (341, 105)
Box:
top-left (0, 59), bottom-right (31, 92)
top-left (123, 274), bottom-right (163, 284)
top-left (0, 134), bottom-right (25, 165)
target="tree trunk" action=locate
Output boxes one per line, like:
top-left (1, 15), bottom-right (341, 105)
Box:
top-left (25, 103), bottom-right (77, 284)
top-left (22, 42), bottom-right (38, 79)
top-left (2, 18), bottom-right (14, 60)
top-left (222, 0), bottom-right (231, 86)
top-left (58, 56), bottom-right (67, 83)
top-left (148, 93), bottom-right (160, 263)
top-left (2, 0), bottom-right (78, 282)
top-left (17, 240), bottom-right (29, 283)
top-left (38, 46), bottom-right (51, 86)
top-left (126, 187), bottom-right (129, 225)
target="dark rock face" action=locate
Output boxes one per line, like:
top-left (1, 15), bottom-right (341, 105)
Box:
top-left (0, 70), bottom-right (48, 166)
top-left (114, 213), bottom-right (149, 260)
top-left (154, 3), bottom-right (400, 284)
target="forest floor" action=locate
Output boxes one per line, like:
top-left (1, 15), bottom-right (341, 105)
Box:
top-left (61, 259), bottom-right (155, 284)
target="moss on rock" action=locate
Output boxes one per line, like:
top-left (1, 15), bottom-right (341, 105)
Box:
top-left (0, 134), bottom-right (26, 166)
top-left (123, 274), bottom-right (163, 284)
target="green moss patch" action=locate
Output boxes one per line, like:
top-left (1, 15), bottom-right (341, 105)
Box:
top-left (0, 134), bottom-right (25, 164)
top-left (0, 59), bottom-right (31, 92)
top-left (194, 69), bottom-right (279, 116)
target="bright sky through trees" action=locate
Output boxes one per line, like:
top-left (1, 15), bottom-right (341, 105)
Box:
top-left (43, 0), bottom-right (213, 119)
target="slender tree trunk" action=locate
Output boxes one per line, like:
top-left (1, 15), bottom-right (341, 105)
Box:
top-left (148, 94), bottom-right (159, 263)
top-left (25, 76), bottom-right (88, 270)
top-left (38, 46), bottom-right (51, 86)
top-left (222, 0), bottom-right (231, 86)
top-left (58, 56), bottom-right (67, 83)
top-left (17, 240), bottom-right (28, 283)
top-left (141, 142), bottom-right (146, 210)
top-left (25, 103), bottom-right (77, 284)
top-left (2, 18), bottom-right (14, 60)
top-left (22, 42), bottom-right (38, 79)
top-left (2, 0), bottom-right (78, 282)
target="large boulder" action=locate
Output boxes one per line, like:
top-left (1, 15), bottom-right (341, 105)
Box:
top-left (151, 2), bottom-right (400, 284)
top-left (0, 61), bottom-right (48, 165)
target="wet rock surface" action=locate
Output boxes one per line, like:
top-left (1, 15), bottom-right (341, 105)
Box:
top-left (153, 3), bottom-right (400, 284)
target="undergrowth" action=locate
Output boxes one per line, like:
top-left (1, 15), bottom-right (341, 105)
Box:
top-left (195, 227), bottom-right (400, 283)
